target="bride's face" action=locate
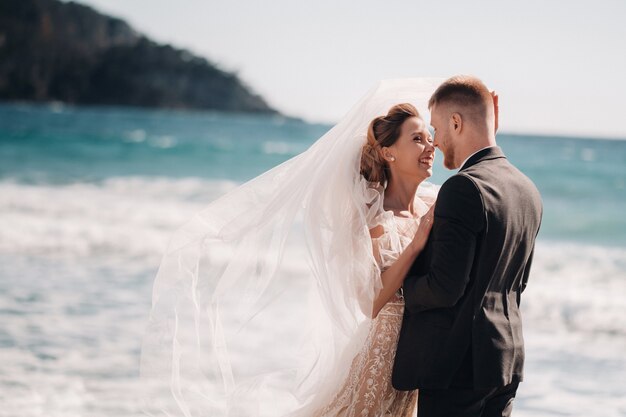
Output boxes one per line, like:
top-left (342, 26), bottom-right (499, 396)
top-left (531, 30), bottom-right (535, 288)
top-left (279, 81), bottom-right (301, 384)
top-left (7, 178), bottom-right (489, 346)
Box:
top-left (430, 104), bottom-right (456, 169)
top-left (384, 117), bottom-right (435, 182)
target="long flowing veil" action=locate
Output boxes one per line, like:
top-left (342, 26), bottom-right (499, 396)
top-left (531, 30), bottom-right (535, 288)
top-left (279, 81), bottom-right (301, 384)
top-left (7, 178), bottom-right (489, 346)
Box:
top-left (140, 78), bottom-right (442, 416)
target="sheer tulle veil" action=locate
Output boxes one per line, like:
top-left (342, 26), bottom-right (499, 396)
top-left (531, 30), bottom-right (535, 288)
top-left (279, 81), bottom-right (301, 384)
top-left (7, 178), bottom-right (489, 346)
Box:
top-left (140, 78), bottom-right (442, 416)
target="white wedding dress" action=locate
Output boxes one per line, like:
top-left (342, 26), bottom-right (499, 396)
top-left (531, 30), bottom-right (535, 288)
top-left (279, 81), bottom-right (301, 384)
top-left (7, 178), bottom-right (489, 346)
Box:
top-left (140, 78), bottom-right (442, 417)
top-left (313, 183), bottom-right (435, 417)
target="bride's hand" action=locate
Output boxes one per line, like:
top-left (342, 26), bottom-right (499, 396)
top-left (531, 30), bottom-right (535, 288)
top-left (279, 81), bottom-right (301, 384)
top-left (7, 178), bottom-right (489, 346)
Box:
top-left (410, 205), bottom-right (435, 254)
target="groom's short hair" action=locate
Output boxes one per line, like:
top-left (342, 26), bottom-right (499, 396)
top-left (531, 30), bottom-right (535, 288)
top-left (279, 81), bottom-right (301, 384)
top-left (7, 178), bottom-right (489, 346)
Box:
top-left (429, 75), bottom-right (492, 118)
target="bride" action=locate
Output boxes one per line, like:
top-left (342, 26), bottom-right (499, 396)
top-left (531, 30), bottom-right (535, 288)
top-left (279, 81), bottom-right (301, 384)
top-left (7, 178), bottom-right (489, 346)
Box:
top-left (313, 102), bottom-right (435, 416)
top-left (140, 79), bottom-right (441, 417)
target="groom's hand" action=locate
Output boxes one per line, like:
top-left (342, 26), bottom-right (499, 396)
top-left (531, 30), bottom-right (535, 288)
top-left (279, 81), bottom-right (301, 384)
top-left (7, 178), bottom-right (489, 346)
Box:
top-left (491, 90), bottom-right (499, 133)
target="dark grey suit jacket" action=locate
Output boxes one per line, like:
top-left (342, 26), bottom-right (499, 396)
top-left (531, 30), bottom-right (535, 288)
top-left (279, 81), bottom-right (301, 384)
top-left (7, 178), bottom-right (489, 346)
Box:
top-left (392, 146), bottom-right (542, 390)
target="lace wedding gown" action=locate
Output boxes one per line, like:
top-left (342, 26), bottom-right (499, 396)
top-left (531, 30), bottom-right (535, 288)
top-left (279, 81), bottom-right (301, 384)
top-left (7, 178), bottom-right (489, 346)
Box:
top-left (313, 188), bottom-right (432, 417)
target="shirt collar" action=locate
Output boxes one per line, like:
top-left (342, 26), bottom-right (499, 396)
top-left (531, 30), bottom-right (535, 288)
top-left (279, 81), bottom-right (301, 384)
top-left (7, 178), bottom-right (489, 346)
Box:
top-left (459, 145), bottom-right (496, 171)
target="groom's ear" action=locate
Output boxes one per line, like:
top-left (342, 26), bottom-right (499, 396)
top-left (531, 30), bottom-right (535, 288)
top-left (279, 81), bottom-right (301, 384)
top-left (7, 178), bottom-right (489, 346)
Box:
top-left (451, 113), bottom-right (462, 133)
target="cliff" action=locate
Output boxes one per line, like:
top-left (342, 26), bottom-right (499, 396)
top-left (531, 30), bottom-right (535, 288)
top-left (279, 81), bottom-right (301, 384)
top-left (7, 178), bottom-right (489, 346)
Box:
top-left (0, 0), bottom-right (277, 113)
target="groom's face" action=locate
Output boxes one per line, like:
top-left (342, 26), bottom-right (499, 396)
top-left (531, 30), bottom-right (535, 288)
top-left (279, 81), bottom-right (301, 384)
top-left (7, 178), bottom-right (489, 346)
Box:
top-left (430, 104), bottom-right (456, 169)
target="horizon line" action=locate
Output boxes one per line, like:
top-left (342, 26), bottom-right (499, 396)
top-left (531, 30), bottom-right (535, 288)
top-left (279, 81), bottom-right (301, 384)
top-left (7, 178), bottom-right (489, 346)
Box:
top-left (2, 100), bottom-right (625, 142)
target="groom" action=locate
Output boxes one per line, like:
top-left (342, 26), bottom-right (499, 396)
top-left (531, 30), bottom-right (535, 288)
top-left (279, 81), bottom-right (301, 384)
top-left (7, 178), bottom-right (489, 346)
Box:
top-left (392, 76), bottom-right (542, 416)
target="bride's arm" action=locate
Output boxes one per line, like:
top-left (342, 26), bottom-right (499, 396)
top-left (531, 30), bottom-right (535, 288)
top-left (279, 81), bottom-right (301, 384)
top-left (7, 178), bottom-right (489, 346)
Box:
top-left (371, 206), bottom-right (434, 318)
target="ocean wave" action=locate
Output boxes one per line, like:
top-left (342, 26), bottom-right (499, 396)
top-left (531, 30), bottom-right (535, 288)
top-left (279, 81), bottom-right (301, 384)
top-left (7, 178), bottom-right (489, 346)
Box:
top-left (0, 177), bottom-right (238, 259)
top-left (523, 241), bottom-right (626, 339)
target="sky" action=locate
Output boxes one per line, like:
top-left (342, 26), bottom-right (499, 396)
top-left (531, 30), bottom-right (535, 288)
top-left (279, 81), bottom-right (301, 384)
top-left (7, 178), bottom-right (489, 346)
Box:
top-left (67, 0), bottom-right (626, 138)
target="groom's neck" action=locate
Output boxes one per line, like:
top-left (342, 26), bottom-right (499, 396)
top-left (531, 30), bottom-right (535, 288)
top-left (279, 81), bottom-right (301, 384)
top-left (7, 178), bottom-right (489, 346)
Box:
top-left (456, 129), bottom-right (496, 167)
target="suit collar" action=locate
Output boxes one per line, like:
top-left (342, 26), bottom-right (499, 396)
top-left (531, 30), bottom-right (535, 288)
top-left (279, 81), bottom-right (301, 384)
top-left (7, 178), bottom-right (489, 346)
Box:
top-left (459, 146), bottom-right (505, 171)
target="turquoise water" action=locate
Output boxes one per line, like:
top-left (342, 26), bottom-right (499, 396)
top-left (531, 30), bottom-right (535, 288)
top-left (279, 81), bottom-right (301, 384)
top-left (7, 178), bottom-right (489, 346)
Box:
top-left (0, 103), bottom-right (322, 182)
top-left (1, 103), bottom-right (625, 416)
top-left (1, 103), bottom-right (625, 246)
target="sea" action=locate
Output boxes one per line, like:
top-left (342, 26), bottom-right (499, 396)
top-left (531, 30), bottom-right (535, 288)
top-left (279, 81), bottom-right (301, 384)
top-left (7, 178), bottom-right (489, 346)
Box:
top-left (0, 102), bottom-right (625, 416)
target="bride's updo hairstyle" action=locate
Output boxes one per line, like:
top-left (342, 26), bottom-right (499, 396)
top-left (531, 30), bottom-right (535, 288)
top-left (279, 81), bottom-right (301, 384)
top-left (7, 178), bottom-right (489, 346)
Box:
top-left (360, 103), bottom-right (420, 185)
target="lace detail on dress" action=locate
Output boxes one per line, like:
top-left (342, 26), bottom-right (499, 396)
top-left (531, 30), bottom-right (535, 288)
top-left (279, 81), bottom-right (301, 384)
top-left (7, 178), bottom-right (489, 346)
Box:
top-left (313, 295), bottom-right (417, 417)
top-left (312, 181), bottom-right (437, 417)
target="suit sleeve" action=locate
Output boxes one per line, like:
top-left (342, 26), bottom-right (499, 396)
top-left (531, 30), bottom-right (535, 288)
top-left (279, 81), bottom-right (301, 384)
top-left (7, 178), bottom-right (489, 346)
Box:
top-left (403, 174), bottom-right (485, 313)
top-left (520, 247), bottom-right (534, 294)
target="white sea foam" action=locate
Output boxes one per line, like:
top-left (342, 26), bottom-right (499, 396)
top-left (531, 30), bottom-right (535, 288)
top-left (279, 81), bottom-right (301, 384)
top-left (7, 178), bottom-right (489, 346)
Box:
top-left (517, 242), bottom-right (626, 416)
top-left (123, 129), bottom-right (147, 143)
top-left (0, 177), bottom-right (237, 259)
top-left (523, 241), bottom-right (626, 338)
